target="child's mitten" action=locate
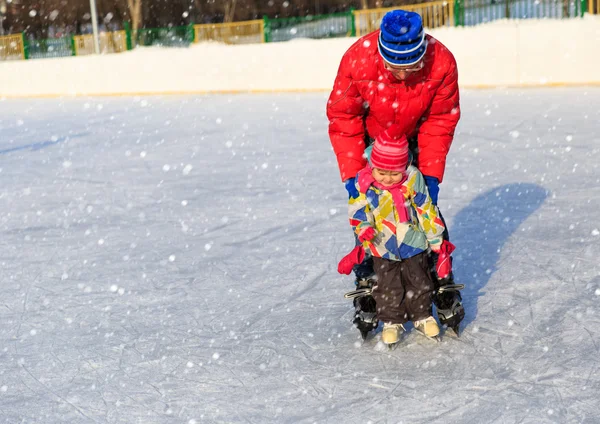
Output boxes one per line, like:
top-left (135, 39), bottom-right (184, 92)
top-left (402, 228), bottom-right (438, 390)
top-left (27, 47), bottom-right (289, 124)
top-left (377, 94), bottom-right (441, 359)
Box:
top-left (337, 245), bottom-right (365, 275)
top-left (357, 226), bottom-right (376, 243)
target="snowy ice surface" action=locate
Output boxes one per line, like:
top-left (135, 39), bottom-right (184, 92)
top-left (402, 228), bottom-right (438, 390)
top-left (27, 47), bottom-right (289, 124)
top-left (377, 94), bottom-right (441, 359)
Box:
top-left (1, 88), bottom-right (600, 423)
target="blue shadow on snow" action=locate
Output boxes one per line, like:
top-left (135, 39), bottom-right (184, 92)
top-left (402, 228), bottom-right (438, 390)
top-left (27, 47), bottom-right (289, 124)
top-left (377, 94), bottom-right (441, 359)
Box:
top-left (0, 133), bottom-right (88, 155)
top-left (449, 183), bottom-right (548, 330)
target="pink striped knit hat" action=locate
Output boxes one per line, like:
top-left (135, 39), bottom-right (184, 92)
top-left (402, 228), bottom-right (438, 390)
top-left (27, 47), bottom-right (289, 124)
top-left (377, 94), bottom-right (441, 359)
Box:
top-left (369, 128), bottom-right (409, 172)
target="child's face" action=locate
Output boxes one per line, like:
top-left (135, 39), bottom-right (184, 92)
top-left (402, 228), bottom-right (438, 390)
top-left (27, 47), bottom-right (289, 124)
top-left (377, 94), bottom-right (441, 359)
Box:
top-left (372, 168), bottom-right (404, 187)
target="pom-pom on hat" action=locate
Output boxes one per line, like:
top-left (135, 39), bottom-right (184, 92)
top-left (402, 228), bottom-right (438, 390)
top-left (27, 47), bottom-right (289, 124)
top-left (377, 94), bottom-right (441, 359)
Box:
top-left (378, 10), bottom-right (428, 66)
top-left (369, 127), bottom-right (409, 173)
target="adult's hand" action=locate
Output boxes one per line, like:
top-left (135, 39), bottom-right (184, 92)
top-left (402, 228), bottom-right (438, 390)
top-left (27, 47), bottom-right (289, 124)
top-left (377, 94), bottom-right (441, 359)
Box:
top-left (424, 176), bottom-right (439, 205)
top-left (344, 177), bottom-right (358, 199)
top-left (434, 240), bottom-right (456, 280)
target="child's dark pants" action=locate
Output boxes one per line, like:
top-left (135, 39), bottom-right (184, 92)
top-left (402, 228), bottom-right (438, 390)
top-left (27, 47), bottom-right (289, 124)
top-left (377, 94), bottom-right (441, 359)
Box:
top-left (372, 253), bottom-right (435, 324)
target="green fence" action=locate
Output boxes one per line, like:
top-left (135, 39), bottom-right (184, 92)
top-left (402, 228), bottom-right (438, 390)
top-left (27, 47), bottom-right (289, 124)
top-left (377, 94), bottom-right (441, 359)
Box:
top-left (134, 25), bottom-right (194, 47)
top-left (263, 11), bottom-right (355, 43)
top-left (455, 0), bottom-right (586, 25)
top-left (27, 36), bottom-right (74, 59)
top-left (2, 0), bottom-right (595, 62)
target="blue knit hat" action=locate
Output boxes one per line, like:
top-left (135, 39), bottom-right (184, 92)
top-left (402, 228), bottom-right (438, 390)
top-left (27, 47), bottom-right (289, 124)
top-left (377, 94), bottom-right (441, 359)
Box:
top-left (378, 10), bottom-right (427, 66)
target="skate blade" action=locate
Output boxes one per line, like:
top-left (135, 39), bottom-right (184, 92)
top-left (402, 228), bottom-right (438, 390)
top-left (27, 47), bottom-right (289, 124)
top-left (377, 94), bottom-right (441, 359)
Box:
top-left (437, 284), bottom-right (465, 293)
top-left (415, 330), bottom-right (441, 342)
top-left (387, 343), bottom-right (399, 351)
top-left (355, 321), bottom-right (377, 342)
top-left (438, 323), bottom-right (461, 338)
top-left (344, 288), bottom-right (372, 299)
top-left (380, 337), bottom-right (400, 350)
top-left (448, 325), bottom-right (460, 337)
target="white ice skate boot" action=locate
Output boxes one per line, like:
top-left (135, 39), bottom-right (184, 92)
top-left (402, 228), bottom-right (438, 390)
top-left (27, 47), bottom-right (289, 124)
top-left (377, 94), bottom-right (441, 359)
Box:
top-left (414, 316), bottom-right (440, 340)
top-left (381, 323), bottom-right (405, 346)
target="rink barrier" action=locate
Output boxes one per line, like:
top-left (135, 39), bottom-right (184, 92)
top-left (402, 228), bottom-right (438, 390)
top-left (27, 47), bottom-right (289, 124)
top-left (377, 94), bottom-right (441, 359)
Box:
top-left (455, 0), bottom-right (586, 25)
top-left (27, 36), bottom-right (73, 59)
top-left (354, 1), bottom-right (455, 37)
top-left (135, 25), bottom-right (194, 47)
top-left (73, 31), bottom-right (128, 55)
top-left (0, 33), bottom-right (25, 60)
top-left (194, 20), bottom-right (264, 44)
top-left (264, 11), bottom-right (355, 42)
top-left (0, 0), bottom-right (596, 62)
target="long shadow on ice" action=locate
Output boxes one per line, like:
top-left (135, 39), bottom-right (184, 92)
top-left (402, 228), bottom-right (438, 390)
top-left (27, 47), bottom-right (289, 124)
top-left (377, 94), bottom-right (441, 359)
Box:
top-left (450, 183), bottom-right (548, 330)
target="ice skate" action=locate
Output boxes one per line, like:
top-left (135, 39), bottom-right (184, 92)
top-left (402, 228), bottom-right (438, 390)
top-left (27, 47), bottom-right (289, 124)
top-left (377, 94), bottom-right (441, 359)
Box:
top-left (414, 316), bottom-right (440, 341)
top-left (434, 283), bottom-right (465, 337)
top-left (381, 323), bottom-right (405, 349)
top-left (345, 277), bottom-right (378, 340)
top-left (430, 249), bottom-right (465, 337)
top-left (352, 296), bottom-right (377, 340)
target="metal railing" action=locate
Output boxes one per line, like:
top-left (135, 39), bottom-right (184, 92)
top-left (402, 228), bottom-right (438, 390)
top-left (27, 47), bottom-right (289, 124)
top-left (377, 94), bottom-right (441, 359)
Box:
top-left (0, 34), bottom-right (25, 60)
top-left (194, 20), bottom-right (264, 44)
top-left (353, 1), bottom-right (454, 37)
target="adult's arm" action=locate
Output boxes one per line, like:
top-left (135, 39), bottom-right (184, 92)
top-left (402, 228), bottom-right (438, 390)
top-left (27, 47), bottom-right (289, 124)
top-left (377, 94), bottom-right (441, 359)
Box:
top-left (417, 57), bottom-right (461, 183)
top-left (326, 51), bottom-right (368, 182)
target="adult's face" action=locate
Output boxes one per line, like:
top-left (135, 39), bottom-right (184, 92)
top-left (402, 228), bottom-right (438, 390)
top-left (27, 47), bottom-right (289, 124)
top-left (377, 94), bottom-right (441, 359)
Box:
top-left (383, 59), bottom-right (425, 81)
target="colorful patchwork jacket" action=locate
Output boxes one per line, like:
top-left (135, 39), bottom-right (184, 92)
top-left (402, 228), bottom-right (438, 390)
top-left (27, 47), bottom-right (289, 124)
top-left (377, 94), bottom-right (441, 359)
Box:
top-left (348, 165), bottom-right (445, 261)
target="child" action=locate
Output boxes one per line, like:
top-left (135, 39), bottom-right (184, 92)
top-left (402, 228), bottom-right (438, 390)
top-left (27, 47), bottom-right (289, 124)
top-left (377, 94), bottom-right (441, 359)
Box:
top-left (338, 127), bottom-right (455, 345)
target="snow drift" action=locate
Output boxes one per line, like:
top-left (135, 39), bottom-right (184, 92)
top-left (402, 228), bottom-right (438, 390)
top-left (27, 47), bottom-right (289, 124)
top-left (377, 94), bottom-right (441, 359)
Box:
top-left (0, 16), bottom-right (599, 97)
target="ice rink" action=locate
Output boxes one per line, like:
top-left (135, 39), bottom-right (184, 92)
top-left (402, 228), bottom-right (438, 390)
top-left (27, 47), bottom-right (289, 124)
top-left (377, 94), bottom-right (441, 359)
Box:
top-left (1, 88), bottom-right (599, 423)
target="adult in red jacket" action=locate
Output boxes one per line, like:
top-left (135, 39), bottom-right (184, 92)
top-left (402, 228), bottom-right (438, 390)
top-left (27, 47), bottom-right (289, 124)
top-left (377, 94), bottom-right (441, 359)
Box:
top-left (328, 10), bottom-right (464, 336)
top-left (327, 11), bottom-right (459, 187)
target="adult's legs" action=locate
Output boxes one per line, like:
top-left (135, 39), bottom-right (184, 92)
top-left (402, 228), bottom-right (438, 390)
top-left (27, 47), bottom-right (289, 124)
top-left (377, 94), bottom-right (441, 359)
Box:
top-left (429, 209), bottom-right (465, 333)
top-left (408, 136), bottom-right (464, 333)
top-left (349, 237), bottom-right (377, 338)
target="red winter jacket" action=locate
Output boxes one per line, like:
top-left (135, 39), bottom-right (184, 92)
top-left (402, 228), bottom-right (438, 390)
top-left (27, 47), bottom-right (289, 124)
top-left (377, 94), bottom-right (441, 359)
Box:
top-left (327, 31), bottom-right (460, 183)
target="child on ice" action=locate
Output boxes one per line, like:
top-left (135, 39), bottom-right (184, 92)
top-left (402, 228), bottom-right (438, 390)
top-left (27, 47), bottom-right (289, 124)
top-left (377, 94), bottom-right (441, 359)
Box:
top-left (338, 127), bottom-right (455, 345)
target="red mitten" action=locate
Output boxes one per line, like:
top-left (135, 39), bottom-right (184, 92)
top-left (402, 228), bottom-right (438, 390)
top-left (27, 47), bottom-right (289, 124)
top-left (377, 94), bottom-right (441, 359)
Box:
top-left (357, 227), bottom-right (376, 243)
top-left (337, 245), bottom-right (366, 275)
top-left (436, 241), bottom-right (456, 280)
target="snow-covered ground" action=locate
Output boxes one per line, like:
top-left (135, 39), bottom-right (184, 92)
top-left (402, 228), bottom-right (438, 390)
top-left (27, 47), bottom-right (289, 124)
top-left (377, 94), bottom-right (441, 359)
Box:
top-left (1, 88), bottom-right (599, 423)
top-left (1, 17), bottom-right (600, 97)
